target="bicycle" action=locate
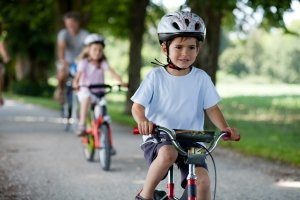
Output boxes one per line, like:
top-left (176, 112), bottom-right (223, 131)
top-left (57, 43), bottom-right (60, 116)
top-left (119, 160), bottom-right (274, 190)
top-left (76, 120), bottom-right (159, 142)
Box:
top-left (80, 84), bottom-right (126, 171)
top-left (61, 63), bottom-right (78, 132)
top-left (133, 125), bottom-right (240, 200)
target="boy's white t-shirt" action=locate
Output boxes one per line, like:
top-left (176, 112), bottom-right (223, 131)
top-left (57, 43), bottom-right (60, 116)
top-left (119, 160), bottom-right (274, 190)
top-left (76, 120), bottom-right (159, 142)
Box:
top-left (131, 66), bottom-right (221, 141)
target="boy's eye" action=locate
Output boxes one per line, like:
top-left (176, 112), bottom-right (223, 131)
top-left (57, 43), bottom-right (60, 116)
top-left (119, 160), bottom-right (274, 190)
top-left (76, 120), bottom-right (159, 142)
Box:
top-left (175, 45), bottom-right (182, 49)
top-left (189, 46), bottom-right (196, 50)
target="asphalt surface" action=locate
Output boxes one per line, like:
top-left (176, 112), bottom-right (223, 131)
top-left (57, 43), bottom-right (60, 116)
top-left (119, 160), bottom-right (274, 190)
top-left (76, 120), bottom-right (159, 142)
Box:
top-left (0, 99), bottom-right (299, 200)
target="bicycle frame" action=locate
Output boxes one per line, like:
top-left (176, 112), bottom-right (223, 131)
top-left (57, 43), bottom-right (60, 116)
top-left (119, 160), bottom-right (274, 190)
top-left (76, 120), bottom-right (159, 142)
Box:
top-left (82, 97), bottom-right (113, 149)
top-left (62, 63), bottom-right (77, 131)
top-left (79, 84), bottom-right (127, 169)
top-left (84, 108), bottom-right (113, 149)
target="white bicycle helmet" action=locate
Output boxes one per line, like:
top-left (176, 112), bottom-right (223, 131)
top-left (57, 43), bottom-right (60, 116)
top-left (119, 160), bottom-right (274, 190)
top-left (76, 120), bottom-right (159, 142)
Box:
top-left (84, 33), bottom-right (105, 47)
top-left (157, 11), bottom-right (206, 44)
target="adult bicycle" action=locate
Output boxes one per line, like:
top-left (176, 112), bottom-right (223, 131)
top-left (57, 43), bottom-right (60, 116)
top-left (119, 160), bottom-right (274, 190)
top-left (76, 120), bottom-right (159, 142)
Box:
top-left (80, 84), bottom-right (126, 171)
top-left (133, 125), bottom-right (240, 200)
top-left (61, 63), bottom-right (78, 131)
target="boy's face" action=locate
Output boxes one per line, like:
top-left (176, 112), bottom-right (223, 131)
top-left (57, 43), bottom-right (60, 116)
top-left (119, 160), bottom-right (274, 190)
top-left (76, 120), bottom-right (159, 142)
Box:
top-left (162, 37), bottom-right (200, 69)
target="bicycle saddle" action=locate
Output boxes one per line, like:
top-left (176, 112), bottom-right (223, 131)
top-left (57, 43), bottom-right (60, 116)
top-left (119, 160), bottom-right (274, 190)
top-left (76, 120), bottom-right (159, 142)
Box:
top-left (175, 130), bottom-right (215, 143)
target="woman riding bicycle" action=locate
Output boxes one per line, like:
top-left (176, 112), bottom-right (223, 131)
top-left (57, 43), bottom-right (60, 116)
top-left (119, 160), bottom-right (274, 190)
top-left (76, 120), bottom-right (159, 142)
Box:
top-left (73, 33), bottom-right (127, 136)
top-left (131, 11), bottom-right (239, 200)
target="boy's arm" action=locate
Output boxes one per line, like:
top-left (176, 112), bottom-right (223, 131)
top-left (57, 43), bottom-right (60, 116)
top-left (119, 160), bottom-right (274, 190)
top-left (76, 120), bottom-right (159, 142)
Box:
top-left (205, 104), bottom-right (239, 140)
top-left (131, 103), bottom-right (153, 135)
top-left (205, 104), bottom-right (228, 131)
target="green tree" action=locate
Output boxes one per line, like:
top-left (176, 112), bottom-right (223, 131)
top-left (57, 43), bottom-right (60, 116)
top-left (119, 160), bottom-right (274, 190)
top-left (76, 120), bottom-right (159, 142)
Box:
top-left (87, 0), bottom-right (155, 114)
top-left (220, 26), bottom-right (300, 83)
top-left (188, 0), bottom-right (296, 84)
top-left (0, 0), bottom-right (55, 87)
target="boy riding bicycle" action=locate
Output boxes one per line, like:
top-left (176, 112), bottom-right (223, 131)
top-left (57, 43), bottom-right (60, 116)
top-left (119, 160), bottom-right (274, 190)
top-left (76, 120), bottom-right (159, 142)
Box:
top-left (131, 11), bottom-right (239, 200)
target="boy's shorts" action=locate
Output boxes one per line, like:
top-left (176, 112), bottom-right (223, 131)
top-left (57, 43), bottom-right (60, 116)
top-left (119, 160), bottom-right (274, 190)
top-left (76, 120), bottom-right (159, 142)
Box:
top-left (140, 134), bottom-right (208, 188)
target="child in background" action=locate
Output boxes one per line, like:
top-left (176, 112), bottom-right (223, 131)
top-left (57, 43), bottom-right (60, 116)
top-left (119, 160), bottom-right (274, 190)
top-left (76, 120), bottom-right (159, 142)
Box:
top-left (73, 33), bottom-right (127, 136)
top-left (131, 11), bottom-right (239, 200)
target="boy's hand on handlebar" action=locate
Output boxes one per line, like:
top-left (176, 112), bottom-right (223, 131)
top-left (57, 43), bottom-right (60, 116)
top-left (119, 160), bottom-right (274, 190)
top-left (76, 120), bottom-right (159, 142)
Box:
top-left (137, 121), bottom-right (154, 135)
top-left (222, 127), bottom-right (240, 141)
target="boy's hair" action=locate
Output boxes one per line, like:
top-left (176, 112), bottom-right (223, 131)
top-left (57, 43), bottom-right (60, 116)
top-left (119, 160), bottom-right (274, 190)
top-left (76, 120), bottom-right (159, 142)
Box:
top-left (164, 37), bottom-right (200, 48)
top-left (63, 11), bottom-right (81, 22)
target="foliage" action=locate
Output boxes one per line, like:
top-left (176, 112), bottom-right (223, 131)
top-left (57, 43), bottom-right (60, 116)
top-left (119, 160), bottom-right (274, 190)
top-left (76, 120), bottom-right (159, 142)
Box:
top-left (87, 0), bottom-right (132, 36)
top-left (188, 0), bottom-right (295, 85)
top-left (0, 0), bottom-right (55, 58)
top-left (10, 80), bottom-right (55, 97)
top-left (219, 25), bottom-right (300, 83)
top-left (0, 0), bottom-right (55, 84)
top-left (87, 0), bottom-right (163, 37)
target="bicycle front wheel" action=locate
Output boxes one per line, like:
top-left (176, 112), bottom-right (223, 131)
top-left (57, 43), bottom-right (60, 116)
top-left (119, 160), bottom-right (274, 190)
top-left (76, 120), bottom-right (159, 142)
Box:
top-left (98, 123), bottom-right (111, 171)
top-left (83, 134), bottom-right (95, 162)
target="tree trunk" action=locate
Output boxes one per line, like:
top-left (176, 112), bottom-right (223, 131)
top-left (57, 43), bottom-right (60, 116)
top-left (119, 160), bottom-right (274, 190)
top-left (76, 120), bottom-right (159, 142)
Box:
top-left (189, 1), bottom-right (223, 84)
top-left (15, 54), bottom-right (30, 81)
top-left (124, 0), bottom-right (149, 114)
top-left (189, 1), bottom-right (223, 129)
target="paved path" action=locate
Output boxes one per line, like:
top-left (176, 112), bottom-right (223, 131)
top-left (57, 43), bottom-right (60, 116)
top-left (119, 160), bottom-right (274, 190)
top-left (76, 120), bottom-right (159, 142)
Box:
top-left (0, 99), bottom-right (299, 200)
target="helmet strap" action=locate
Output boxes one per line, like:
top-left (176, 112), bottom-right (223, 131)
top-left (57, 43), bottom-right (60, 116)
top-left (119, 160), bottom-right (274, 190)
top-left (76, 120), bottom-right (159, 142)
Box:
top-left (166, 49), bottom-right (191, 71)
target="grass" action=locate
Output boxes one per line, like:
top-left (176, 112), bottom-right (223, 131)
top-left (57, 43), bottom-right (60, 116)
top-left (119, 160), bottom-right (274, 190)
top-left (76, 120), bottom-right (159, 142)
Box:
top-left (220, 95), bottom-right (300, 166)
top-left (4, 84), bottom-right (300, 167)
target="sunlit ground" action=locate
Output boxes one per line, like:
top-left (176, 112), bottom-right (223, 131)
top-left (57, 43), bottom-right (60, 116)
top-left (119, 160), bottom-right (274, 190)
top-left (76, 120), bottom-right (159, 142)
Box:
top-left (276, 180), bottom-right (300, 188)
top-left (3, 100), bottom-right (72, 124)
top-left (217, 82), bottom-right (300, 97)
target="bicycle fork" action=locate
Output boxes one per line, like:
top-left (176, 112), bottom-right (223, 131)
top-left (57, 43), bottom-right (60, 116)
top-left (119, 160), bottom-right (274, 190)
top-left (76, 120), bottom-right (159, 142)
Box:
top-left (167, 165), bottom-right (175, 199)
top-left (167, 164), bottom-right (197, 200)
top-left (186, 164), bottom-right (197, 200)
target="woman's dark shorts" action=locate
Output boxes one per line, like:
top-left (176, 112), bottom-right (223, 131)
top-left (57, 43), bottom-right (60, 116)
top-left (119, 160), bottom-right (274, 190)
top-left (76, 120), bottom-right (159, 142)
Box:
top-left (140, 134), bottom-right (208, 188)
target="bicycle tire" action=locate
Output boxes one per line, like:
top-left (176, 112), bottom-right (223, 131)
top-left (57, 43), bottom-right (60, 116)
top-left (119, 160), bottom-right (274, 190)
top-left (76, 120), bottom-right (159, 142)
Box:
top-left (98, 123), bottom-right (111, 171)
top-left (64, 84), bottom-right (73, 131)
top-left (71, 94), bottom-right (80, 133)
top-left (83, 134), bottom-right (95, 162)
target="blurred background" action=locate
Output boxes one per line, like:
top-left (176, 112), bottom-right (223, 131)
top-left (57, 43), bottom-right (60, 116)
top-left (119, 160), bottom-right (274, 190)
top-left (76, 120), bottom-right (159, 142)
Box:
top-left (0, 0), bottom-right (299, 166)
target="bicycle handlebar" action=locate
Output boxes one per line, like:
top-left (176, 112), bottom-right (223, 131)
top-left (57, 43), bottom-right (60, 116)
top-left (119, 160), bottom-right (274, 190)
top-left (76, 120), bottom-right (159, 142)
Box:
top-left (77, 84), bottom-right (128, 94)
top-left (133, 125), bottom-right (240, 156)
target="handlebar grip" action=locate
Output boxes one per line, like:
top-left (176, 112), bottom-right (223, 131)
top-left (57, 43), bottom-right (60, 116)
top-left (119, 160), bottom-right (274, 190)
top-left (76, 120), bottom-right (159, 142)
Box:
top-left (133, 127), bottom-right (140, 135)
top-left (222, 132), bottom-right (241, 141)
top-left (132, 124), bottom-right (157, 135)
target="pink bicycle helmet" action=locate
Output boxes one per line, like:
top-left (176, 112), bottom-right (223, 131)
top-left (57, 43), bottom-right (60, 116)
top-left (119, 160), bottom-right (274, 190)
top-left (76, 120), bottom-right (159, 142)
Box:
top-left (157, 11), bottom-right (206, 44)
